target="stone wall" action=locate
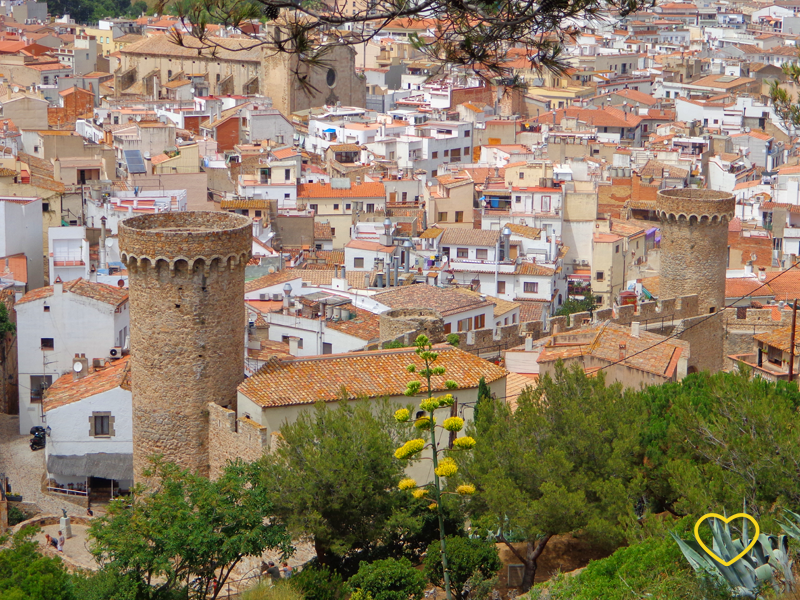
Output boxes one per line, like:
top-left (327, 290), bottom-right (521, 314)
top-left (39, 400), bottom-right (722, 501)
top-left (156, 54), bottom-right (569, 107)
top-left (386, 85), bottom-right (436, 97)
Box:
top-left (723, 306), bottom-right (794, 369)
top-left (119, 212), bottom-right (252, 482)
top-left (379, 308), bottom-right (446, 344)
top-left (208, 403), bottom-right (269, 480)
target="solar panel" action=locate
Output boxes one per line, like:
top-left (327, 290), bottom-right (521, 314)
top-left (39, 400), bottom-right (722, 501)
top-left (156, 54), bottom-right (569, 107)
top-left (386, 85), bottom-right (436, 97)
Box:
top-left (124, 149), bottom-right (146, 174)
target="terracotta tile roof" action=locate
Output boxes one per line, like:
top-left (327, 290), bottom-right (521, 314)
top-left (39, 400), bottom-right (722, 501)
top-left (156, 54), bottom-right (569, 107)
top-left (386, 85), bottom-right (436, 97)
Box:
top-left (754, 321), bottom-right (800, 352)
top-left (515, 263), bottom-right (555, 276)
top-left (375, 284), bottom-right (495, 316)
top-left (325, 306), bottom-right (382, 341)
top-left (538, 321), bottom-right (688, 377)
top-left (121, 34), bottom-right (262, 62)
top-left (689, 74), bottom-right (755, 89)
top-left (610, 88), bottom-right (658, 105)
top-left (516, 299), bottom-right (548, 322)
top-left (43, 356), bottom-right (130, 412)
top-left (639, 159), bottom-right (688, 179)
top-left (240, 344), bottom-right (507, 407)
top-left (532, 106), bottom-right (643, 128)
top-left (760, 202), bottom-right (800, 215)
top-left (346, 239), bottom-right (396, 253)
top-left (504, 222), bottom-right (542, 240)
top-left (726, 276), bottom-right (770, 299)
top-left (297, 182), bottom-right (384, 199)
top-left (17, 278), bottom-right (128, 306)
top-left (245, 270), bottom-right (301, 293)
top-left (220, 198), bottom-right (271, 209)
top-left (440, 228), bottom-right (500, 247)
top-left (451, 287), bottom-right (520, 318)
top-left (731, 129), bottom-right (772, 141)
top-left (314, 221), bottom-right (332, 240)
top-left (418, 227), bottom-right (445, 239)
top-left (272, 148), bottom-right (299, 159)
top-left (328, 143), bottom-right (362, 152)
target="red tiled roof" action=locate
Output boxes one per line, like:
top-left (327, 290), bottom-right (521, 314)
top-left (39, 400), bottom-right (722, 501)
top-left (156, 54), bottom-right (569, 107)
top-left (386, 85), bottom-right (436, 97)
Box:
top-left (44, 356), bottom-right (130, 412)
top-left (240, 344), bottom-right (507, 407)
top-left (17, 278), bottom-right (128, 306)
top-left (297, 182), bottom-right (384, 199)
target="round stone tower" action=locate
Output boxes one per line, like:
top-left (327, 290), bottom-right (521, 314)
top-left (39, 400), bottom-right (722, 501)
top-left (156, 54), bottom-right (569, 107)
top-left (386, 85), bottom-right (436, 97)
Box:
top-left (119, 212), bottom-right (251, 480)
top-left (656, 188), bottom-right (735, 315)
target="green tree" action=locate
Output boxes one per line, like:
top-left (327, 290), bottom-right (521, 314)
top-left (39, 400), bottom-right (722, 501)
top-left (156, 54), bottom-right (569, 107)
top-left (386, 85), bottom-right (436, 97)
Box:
top-left (639, 370), bottom-right (800, 519)
top-left (260, 400), bottom-right (407, 568)
top-left (0, 299), bottom-right (16, 413)
top-left (474, 376), bottom-right (492, 426)
top-left (348, 557), bottom-right (426, 600)
top-left (289, 564), bottom-right (346, 600)
top-left (0, 528), bottom-right (74, 600)
top-left (89, 458), bottom-right (292, 600)
top-left (461, 362), bottom-right (646, 592)
top-left (555, 295), bottom-right (597, 323)
top-left (423, 537), bottom-right (501, 600)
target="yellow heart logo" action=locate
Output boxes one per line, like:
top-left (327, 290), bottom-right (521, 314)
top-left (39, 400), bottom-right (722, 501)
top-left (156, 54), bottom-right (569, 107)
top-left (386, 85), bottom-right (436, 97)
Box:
top-left (693, 513), bottom-right (760, 567)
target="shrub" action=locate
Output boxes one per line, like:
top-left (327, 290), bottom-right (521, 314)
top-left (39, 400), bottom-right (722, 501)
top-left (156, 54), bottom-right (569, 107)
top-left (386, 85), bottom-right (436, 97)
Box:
top-left (242, 581), bottom-right (305, 600)
top-left (7, 505), bottom-right (32, 526)
top-left (348, 557), bottom-right (426, 600)
top-left (289, 564), bottom-right (346, 600)
top-left (423, 537), bottom-right (501, 600)
top-left (446, 334), bottom-right (460, 347)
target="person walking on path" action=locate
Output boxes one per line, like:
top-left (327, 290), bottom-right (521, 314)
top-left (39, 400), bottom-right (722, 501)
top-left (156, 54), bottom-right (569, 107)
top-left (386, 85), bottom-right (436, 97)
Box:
top-left (57, 531), bottom-right (65, 552)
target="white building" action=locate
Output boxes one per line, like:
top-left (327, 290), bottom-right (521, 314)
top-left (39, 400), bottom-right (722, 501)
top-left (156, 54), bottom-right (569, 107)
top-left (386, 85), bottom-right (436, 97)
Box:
top-left (0, 197), bottom-right (44, 291)
top-left (15, 278), bottom-right (129, 434)
top-left (84, 190), bottom-right (188, 235)
top-left (43, 356), bottom-right (133, 499)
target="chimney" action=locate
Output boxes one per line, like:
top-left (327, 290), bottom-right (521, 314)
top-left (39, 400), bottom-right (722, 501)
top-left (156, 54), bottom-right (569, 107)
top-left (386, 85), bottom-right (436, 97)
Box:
top-left (341, 264), bottom-right (346, 278)
top-left (334, 264), bottom-right (340, 278)
top-left (333, 306), bottom-right (342, 320)
top-left (364, 272), bottom-right (370, 288)
top-left (525, 334), bottom-right (533, 352)
top-left (288, 336), bottom-right (301, 356)
top-left (53, 275), bottom-right (63, 295)
top-left (631, 321), bottom-right (640, 338)
top-left (376, 272), bottom-right (384, 288)
top-left (72, 354), bottom-right (89, 380)
top-left (282, 282), bottom-right (292, 314)
top-left (744, 260), bottom-right (753, 276)
top-left (619, 342), bottom-right (627, 360)
top-left (393, 256), bottom-right (400, 287)
top-left (99, 216), bottom-right (108, 270)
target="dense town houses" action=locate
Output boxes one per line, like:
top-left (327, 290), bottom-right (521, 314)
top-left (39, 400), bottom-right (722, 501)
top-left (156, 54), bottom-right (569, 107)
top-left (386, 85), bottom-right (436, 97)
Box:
top-left (0, 0), bottom-right (798, 542)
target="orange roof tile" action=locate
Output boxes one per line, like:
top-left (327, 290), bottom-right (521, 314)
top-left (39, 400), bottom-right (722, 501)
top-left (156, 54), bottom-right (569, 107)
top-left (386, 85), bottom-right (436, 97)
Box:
top-left (17, 278), bottom-right (128, 306)
top-left (44, 356), bottom-right (130, 412)
top-left (297, 182), bottom-right (384, 199)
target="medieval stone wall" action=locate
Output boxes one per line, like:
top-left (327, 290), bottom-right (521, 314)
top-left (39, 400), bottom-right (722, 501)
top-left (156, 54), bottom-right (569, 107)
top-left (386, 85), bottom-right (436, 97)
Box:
top-left (208, 403), bottom-right (269, 479)
top-left (119, 212), bottom-right (251, 481)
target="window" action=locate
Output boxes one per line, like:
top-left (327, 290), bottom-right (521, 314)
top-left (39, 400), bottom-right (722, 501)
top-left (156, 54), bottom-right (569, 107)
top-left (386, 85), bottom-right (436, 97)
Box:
top-left (432, 151), bottom-right (438, 159)
top-left (43, 305), bottom-right (50, 312)
top-left (309, 204), bottom-right (318, 213)
top-left (444, 150), bottom-right (449, 157)
top-left (330, 227), bottom-right (335, 236)
top-left (464, 130), bottom-right (470, 137)
top-left (476, 249), bottom-right (488, 260)
top-left (516, 196), bottom-right (522, 203)
top-left (596, 271), bottom-right (605, 281)
top-left (438, 211), bottom-right (448, 221)
top-left (168, 69), bottom-right (172, 78)
top-left (366, 203), bottom-right (375, 213)
top-left (615, 245), bottom-right (620, 253)
top-left (43, 76), bottom-right (48, 85)
top-left (524, 282), bottom-right (539, 293)
top-left (333, 204), bottom-right (339, 210)
top-left (285, 168), bottom-right (291, 181)
top-left (463, 146), bottom-right (469, 155)
top-left (255, 210), bottom-right (262, 217)
top-left (541, 195), bottom-right (551, 212)
top-left (497, 281), bottom-right (506, 294)
top-left (42, 202), bottom-right (49, 212)
top-left (457, 248), bottom-right (468, 258)
top-left (402, 191), bottom-right (407, 201)
top-left (91, 413), bottom-right (112, 437)
top-left (474, 314), bottom-right (485, 329)
top-left (444, 323), bottom-right (452, 334)
top-left (30, 375), bottom-right (52, 403)
top-left (284, 193), bottom-right (290, 199)
top-left (519, 172), bottom-right (524, 179)
top-left (323, 342), bottom-right (333, 354)
top-left (354, 257), bottom-right (365, 268)
top-left (455, 211), bottom-right (464, 222)
top-left (457, 317), bottom-right (472, 331)
top-left (41, 338), bottom-right (54, 351)
top-left (345, 203), bottom-right (351, 210)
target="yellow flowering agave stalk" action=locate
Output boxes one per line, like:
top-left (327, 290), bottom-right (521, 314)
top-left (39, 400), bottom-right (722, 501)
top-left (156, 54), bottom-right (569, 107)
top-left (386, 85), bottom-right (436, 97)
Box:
top-left (394, 438), bottom-right (426, 460)
top-left (394, 408), bottom-right (410, 423)
top-left (437, 394), bottom-right (455, 407)
top-left (398, 478), bottom-right (417, 491)
top-left (412, 489), bottom-right (429, 499)
top-left (456, 484), bottom-right (476, 495)
top-left (435, 457), bottom-right (458, 478)
top-left (442, 417), bottom-right (464, 432)
top-left (420, 397), bottom-right (440, 412)
top-left (452, 436), bottom-right (476, 449)
top-left (414, 416), bottom-right (433, 430)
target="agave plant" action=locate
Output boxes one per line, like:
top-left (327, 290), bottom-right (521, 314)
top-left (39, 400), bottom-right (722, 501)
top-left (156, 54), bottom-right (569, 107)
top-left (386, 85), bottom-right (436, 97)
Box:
top-left (671, 513), bottom-right (795, 598)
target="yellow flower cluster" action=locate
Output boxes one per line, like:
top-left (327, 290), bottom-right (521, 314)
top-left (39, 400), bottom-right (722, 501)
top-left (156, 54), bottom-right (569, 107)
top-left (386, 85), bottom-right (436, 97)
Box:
top-left (456, 484), bottom-right (476, 496)
top-left (394, 408), bottom-right (410, 423)
top-left (420, 398), bottom-right (440, 412)
top-left (437, 394), bottom-right (454, 407)
top-left (398, 478), bottom-right (417, 490)
top-left (394, 439), bottom-right (425, 460)
top-left (435, 457), bottom-right (458, 478)
top-left (414, 416), bottom-right (433, 430)
top-left (428, 502), bottom-right (438, 510)
top-left (443, 417), bottom-right (464, 432)
top-left (412, 489), bottom-right (429, 499)
top-left (453, 436), bottom-right (476, 449)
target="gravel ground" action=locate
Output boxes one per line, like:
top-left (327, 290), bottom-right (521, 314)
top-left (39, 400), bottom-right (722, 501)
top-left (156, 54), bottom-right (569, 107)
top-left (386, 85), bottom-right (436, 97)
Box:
top-left (0, 413), bottom-right (86, 516)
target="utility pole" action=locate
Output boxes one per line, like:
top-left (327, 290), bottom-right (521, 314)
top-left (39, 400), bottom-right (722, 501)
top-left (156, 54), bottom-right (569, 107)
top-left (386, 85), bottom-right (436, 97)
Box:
top-left (790, 299), bottom-right (798, 383)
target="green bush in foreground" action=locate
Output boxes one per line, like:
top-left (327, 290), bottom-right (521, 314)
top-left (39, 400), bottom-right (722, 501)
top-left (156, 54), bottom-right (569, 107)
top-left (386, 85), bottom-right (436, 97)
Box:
top-left (348, 557), bottom-right (426, 600)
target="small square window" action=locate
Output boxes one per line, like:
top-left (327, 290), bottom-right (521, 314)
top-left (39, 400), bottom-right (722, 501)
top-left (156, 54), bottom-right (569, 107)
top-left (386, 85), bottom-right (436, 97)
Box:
top-left (519, 172), bottom-right (524, 179)
top-left (457, 248), bottom-right (468, 258)
top-left (354, 257), bottom-right (365, 268)
top-left (345, 203), bottom-right (351, 210)
top-left (330, 227), bottom-right (336, 236)
top-left (596, 271), bottom-right (605, 281)
top-left (43, 306), bottom-right (50, 312)
top-left (524, 282), bottom-right (538, 293)
top-left (41, 338), bottom-right (54, 350)
top-left (333, 204), bottom-right (339, 210)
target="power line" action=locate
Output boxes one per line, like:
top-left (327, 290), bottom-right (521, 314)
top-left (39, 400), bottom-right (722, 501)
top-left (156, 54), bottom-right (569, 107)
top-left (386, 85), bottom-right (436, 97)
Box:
top-left (591, 260), bottom-right (800, 372)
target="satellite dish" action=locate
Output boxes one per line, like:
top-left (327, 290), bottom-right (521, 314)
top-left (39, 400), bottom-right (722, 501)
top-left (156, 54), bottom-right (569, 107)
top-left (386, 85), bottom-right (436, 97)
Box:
top-left (135, 115), bottom-right (141, 122)
top-left (73, 362), bottom-right (83, 373)
top-left (12, 86), bottom-right (18, 93)
top-left (106, 238), bottom-right (114, 248)
top-left (268, 266), bottom-right (275, 273)
top-left (751, 252), bottom-right (757, 261)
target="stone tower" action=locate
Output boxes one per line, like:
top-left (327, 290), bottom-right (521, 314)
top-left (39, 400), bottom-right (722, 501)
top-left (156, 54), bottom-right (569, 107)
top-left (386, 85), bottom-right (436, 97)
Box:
top-left (119, 212), bottom-right (251, 480)
top-left (656, 189), bottom-right (735, 374)
top-left (656, 188), bottom-right (735, 315)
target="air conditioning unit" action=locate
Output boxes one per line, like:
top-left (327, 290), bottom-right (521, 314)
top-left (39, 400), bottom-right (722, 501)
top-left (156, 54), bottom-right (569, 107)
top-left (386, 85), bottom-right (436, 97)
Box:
top-left (259, 293), bottom-right (267, 300)
top-left (581, 260), bottom-right (589, 266)
top-left (109, 346), bottom-right (123, 358)
top-left (272, 293), bottom-right (282, 301)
